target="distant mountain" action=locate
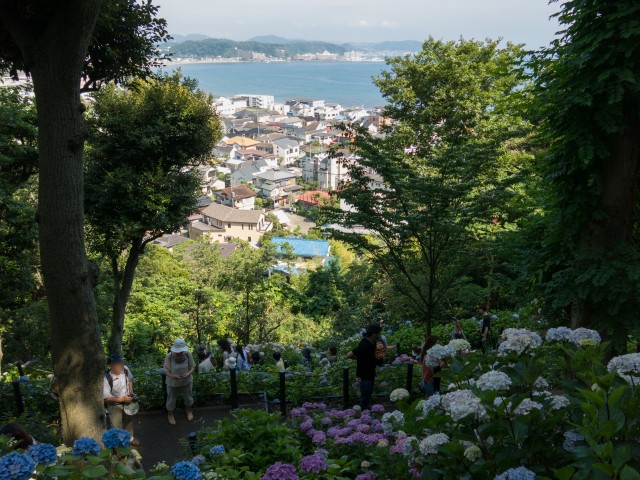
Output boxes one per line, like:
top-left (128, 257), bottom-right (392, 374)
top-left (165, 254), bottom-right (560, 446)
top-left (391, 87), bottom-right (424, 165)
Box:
top-left (168, 38), bottom-right (347, 58)
top-left (169, 33), bottom-right (210, 43)
top-left (248, 35), bottom-right (306, 45)
top-left (343, 40), bottom-right (423, 52)
top-left (246, 36), bottom-right (424, 52)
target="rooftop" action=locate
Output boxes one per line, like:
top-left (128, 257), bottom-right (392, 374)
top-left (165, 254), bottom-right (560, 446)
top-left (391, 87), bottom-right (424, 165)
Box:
top-left (223, 136), bottom-right (260, 148)
top-left (297, 190), bottom-right (331, 205)
top-left (254, 169), bottom-right (297, 182)
top-left (270, 237), bottom-right (331, 258)
top-left (216, 185), bottom-right (257, 200)
top-left (202, 203), bottom-right (263, 224)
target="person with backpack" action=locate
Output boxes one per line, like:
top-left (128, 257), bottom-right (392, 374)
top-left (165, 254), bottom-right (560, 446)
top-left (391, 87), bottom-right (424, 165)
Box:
top-left (347, 324), bottom-right (382, 410)
top-left (164, 338), bottom-right (196, 425)
top-left (103, 354), bottom-right (139, 446)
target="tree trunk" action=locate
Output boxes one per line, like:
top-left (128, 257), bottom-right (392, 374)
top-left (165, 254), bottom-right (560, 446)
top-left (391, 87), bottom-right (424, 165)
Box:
top-left (109, 239), bottom-right (143, 355)
top-left (0, 1), bottom-right (105, 443)
top-left (575, 105), bottom-right (640, 330)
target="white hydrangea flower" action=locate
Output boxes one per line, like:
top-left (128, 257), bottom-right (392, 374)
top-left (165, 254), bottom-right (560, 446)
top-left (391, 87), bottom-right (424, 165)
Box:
top-left (441, 389), bottom-right (488, 421)
top-left (463, 444), bottom-right (483, 462)
top-left (390, 388), bottom-right (410, 402)
top-left (494, 466), bottom-right (536, 480)
top-left (448, 339), bottom-right (471, 354)
top-left (418, 433), bottom-right (449, 456)
top-left (402, 435), bottom-right (418, 457)
top-left (570, 328), bottom-right (601, 346)
top-left (381, 410), bottom-right (405, 435)
top-left (425, 344), bottom-right (453, 367)
top-left (607, 353), bottom-right (640, 385)
top-left (533, 376), bottom-right (549, 389)
top-left (549, 395), bottom-right (570, 410)
top-left (532, 390), bottom-right (552, 398)
top-left (422, 394), bottom-right (442, 416)
top-left (513, 398), bottom-right (543, 416)
top-left (545, 327), bottom-right (573, 342)
top-left (498, 329), bottom-right (542, 355)
top-left (476, 370), bottom-right (512, 391)
top-left (563, 430), bottom-right (584, 451)
top-left (360, 460), bottom-right (371, 468)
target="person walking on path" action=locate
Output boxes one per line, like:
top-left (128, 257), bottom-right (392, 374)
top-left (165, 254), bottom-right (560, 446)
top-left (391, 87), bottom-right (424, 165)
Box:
top-left (103, 354), bottom-right (140, 446)
top-left (347, 324), bottom-right (381, 410)
top-left (164, 339), bottom-right (195, 425)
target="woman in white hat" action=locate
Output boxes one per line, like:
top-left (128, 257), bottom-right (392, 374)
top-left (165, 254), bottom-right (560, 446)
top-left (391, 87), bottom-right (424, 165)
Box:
top-left (163, 338), bottom-right (195, 425)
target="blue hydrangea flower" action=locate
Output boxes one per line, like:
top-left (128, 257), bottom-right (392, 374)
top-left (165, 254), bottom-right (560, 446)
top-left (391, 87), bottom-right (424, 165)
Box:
top-left (144, 370), bottom-right (151, 375)
top-left (494, 466), bottom-right (536, 480)
top-left (72, 437), bottom-right (101, 456)
top-left (27, 443), bottom-right (58, 465)
top-left (18, 376), bottom-right (29, 383)
top-left (191, 455), bottom-right (205, 466)
top-left (209, 445), bottom-right (225, 455)
top-left (102, 428), bottom-right (131, 449)
top-left (0, 451), bottom-right (36, 480)
top-left (170, 460), bottom-right (202, 480)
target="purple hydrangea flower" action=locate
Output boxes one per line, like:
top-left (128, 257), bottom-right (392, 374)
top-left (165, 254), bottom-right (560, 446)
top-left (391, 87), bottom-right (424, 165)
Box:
top-left (299, 454), bottom-right (328, 474)
top-left (312, 431), bottom-right (327, 444)
top-left (261, 462), bottom-right (299, 480)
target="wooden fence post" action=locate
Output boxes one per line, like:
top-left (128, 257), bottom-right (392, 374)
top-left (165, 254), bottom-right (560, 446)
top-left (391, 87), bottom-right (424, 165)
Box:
top-left (279, 371), bottom-right (286, 417)
top-left (12, 380), bottom-right (24, 416)
top-left (229, 368), bottom-right (239, 410)
top-left (342, 366), bottom-right (350, 409)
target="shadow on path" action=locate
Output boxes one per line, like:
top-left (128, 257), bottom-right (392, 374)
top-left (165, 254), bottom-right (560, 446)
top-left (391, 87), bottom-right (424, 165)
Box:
top-left (133, 406), bottom-right (240, 468)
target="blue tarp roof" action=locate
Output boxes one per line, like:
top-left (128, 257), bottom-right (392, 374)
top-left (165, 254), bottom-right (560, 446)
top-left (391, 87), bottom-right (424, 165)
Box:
top-left (271, 237), bottom-right (330, 257)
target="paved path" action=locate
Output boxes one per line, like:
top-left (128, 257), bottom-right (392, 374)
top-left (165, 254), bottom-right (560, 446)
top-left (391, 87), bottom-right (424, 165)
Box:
top-left (133, 406), bottom-right (238, 468)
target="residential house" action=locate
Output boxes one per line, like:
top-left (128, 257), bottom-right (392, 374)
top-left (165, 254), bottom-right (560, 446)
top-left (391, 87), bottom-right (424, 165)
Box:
top-left (199, 203), bottom-right (272, 244)
top-left (197, 165), bottom-right (225, 195)
top-left (152, 234), bottom-right (190, 251)
top-left (214, 185), bottom-right (257, 210)
top-left (270, 237), bottom-right (331, 265)
top-left (253, 169), bottom-right (298, 206)
top-left (231, 165), bottom-right (261, 186)
top-left (272, 137), bottom-right (301, 166)
top-left (222, 136), bottom-right (260, 149)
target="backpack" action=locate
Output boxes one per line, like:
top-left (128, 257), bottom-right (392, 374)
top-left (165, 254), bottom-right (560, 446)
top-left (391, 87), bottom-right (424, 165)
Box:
top-left (104, 366), bottom-right (131, 392)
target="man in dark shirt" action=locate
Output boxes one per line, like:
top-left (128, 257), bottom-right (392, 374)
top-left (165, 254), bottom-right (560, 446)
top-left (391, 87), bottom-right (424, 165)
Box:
top-left (480, 305), bottom-right (491, 353)
top-left (347, 323), bottom-right (381, 409)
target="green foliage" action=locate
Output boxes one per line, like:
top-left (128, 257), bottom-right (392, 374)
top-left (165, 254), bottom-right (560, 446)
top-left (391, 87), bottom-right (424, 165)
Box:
top-left (0, 0), bottom-right (170, 89)
top-left (530, 0), bottom-right (640, 347)
top-left (196, 409), bottom-right (302, 472)
top-left (85, 71), bottom-right (221, 258)
top-left (326, 38), bottom-right (535, 333)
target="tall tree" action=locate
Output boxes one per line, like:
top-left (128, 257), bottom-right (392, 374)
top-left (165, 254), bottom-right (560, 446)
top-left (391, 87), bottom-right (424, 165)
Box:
top-left (0, 0), bottom-right (169, 442)
top-left (327, 38), bottom-right (533, 334)
top-left (85, 72), bottom-right (221, 355)
top-left (533, 0), bottom-right (640, 350)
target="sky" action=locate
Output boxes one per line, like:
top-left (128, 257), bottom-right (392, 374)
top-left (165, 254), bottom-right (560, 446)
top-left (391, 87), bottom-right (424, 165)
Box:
top-left (155, 0), bottom-right (560, 48)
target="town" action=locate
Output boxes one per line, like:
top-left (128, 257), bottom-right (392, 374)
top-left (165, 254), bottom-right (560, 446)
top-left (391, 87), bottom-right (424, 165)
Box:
top-left (154, 93), bottom-right (387, 271)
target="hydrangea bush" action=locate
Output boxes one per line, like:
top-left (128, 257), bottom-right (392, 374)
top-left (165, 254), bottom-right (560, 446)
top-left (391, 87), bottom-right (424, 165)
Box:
top-left (1, 327), bottom-right (639, 479)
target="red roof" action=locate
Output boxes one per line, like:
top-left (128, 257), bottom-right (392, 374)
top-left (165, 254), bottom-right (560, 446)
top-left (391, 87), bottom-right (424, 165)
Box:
top-left (297, 190), bottom-right (331, 206)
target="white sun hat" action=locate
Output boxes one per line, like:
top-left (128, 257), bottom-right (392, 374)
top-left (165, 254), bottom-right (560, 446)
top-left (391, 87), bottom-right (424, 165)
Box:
top-left (171, 338), bottom-right (189, 353)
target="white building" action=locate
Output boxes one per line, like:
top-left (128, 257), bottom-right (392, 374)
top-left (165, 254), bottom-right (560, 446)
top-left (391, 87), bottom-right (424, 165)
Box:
top-left (234, 94), bottom-right (275, 110)
top-left (300, 152), bottom-right (351, 190)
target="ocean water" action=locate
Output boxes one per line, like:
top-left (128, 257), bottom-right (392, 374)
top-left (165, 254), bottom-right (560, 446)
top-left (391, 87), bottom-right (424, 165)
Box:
top-left (164, 61), bottom-right (388, 108)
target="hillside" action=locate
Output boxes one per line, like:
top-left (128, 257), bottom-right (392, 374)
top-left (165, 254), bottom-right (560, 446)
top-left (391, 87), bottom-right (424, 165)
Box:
top-left (169, 38), bottom-right (346, 58)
